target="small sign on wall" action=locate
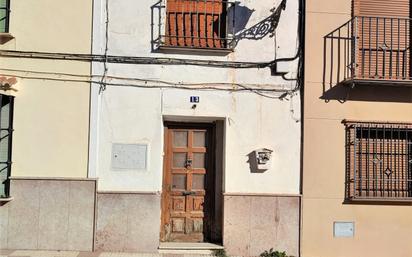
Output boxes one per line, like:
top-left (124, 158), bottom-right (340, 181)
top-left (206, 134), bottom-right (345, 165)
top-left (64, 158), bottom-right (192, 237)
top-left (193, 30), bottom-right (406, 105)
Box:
top-left (190, 96), bottom-right (200, 103)
top-left (334, 221), bottom-right (355, 238)
top-left (111, 143), bottom-right (147, 170)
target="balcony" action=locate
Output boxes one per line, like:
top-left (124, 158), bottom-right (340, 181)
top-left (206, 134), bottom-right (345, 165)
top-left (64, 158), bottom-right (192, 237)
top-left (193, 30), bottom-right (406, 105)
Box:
top-left (325, 16), bottom-right (412, 87)
top-left (151, 0), bottom-right (236, 52)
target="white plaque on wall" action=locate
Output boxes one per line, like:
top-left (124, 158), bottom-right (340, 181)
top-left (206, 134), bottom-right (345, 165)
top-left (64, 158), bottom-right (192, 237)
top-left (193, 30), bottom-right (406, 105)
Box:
top-left (334, 221), bottom-right (355, 238)
top-left (111, 143), bottom-right (147, 170)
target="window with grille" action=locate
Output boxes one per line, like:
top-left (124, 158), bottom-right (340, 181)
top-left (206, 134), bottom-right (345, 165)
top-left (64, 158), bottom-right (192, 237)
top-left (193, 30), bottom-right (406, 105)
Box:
top-left (163, 0), bottom-right (233, 49)
top-left (345, 121), bottom-right (412, 201)
top-left (0, 0), bottom-right (10, 33)
top-left (0, 94), bottom-right (13, 198)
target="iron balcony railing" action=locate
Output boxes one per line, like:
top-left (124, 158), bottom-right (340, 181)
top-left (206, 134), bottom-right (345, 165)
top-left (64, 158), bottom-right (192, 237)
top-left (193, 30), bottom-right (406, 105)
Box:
top-left (0, 0), bottom-right (10, 33)
top-left (345, 121), bottom-right (412, 201)
top-left (325, 16), bottom-right (412, 86)
top-left (152, 0), bottom-right (236, 50)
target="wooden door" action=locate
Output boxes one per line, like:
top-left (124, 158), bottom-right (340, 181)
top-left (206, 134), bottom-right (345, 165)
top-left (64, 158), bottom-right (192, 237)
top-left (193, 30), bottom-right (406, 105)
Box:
top-left (161, 124), bottom-right (214, 242)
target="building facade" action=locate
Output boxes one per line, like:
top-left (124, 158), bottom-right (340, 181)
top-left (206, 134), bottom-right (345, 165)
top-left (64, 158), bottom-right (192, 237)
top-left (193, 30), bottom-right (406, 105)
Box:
top-left (303, 0), bottom-right (412, 256)
top-left (0, 0), bottom-right (303, 255)
top-left (0, 0), bottom-right (93, 251)
top-left (90, 0), bottom-right (302, 255)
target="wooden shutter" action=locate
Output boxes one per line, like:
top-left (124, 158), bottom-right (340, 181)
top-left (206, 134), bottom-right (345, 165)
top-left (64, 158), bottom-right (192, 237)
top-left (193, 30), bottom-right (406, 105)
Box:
top-left (354, 0), bottom-right (410, 17)
top-left (165, 0), bottom-right (226, 49)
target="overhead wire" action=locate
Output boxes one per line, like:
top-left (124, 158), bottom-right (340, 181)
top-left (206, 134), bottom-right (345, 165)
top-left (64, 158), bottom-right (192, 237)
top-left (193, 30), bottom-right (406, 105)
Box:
top-left (0, 50), bottom-right (280, 69)
top-left (0, 72), bottom-right (295, 96)
top-left (99, 0), bottom-right (109, 93)
top-left (0, 67), bottom-right (294, 90)
top-left (0, 0), bottom-right (304, 99)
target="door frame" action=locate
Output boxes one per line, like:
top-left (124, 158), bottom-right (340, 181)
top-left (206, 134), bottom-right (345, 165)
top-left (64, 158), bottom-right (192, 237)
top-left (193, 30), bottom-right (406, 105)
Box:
top-left (160, 121), bottom-right (217, 242)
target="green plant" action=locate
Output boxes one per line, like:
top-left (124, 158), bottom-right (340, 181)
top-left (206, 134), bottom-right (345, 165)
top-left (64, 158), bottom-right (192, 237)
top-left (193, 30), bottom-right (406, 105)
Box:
top-left (260, 248), bottom-right (292, 257)
top-left (213, 249), bottom-right (228, 257)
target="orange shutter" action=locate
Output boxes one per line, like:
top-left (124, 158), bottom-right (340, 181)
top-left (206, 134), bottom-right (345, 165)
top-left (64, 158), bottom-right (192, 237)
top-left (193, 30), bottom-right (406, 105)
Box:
top-left (354, 0), bottom-right (410, 17)
top-left (165, 0), bottom-right (226, 49)
top-left (354, 0), bottom-right (411, 79)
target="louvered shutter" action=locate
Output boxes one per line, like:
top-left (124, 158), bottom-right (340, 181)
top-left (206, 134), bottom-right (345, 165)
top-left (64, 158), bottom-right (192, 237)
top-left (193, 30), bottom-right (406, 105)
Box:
top-left (354, 0), bottom-right (410, 17)
top-left (354, 0), bottom-right (411, 79)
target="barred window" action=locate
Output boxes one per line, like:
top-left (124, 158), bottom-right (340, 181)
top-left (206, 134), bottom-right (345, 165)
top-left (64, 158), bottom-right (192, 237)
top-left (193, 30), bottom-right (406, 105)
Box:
top-left (345, 121), bottom-right (412, 201)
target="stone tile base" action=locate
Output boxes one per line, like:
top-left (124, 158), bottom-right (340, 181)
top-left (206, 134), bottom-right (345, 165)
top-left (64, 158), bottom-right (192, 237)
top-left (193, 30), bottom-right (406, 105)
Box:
top-left (0, 178), bottom-right (96, 251)
top-left (95, 193), bottom-right (161, 252)
top-left (223, 195), bottom-right (300, 257)
top-left (1, 179), bottom-right (300, 256)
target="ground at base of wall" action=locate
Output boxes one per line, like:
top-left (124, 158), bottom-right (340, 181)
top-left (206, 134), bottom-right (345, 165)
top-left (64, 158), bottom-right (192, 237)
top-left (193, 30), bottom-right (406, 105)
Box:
top-left (0, 250), bottom-right (249, 257)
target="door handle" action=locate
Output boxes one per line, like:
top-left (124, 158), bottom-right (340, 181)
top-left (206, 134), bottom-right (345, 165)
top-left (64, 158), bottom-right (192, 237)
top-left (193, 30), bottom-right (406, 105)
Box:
top-left (185, 159), bottom-right (193, 168)
top-left (182, 191), bottom-right (196, 196)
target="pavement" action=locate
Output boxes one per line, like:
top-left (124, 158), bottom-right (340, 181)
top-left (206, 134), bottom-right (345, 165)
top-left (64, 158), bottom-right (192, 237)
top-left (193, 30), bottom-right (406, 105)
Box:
top-left (0, 250), bottom-right (220, 257)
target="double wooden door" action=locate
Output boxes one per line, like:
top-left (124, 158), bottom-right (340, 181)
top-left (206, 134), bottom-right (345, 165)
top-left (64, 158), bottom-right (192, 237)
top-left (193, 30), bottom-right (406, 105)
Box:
top-left (161, 124), bottom-right (214, 242)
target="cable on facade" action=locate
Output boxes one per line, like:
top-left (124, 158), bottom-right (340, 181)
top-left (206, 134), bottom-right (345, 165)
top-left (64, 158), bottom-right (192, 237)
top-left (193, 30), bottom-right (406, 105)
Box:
top-left (0, 0), bottom-right (305, 99)
top-left (0, 72), bottom-right (296, 98)
top-left (0, 68), bottom-right (293, 90)
top-left (0, 50), bottom-right (280, 69)
top-left (99, 0), bottom-right (109, 93)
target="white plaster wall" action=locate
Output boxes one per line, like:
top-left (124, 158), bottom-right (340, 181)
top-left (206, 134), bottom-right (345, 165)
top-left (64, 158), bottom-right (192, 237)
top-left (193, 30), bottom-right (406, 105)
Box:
top-left (91, 0), bottom-right (301, 194)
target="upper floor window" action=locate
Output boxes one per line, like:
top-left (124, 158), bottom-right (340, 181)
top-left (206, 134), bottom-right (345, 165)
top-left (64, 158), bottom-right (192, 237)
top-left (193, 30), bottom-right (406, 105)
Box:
top-left (345, 121), bottom-right (412, 202)
top-left (162, 0), bottom-right (234, 50)
top-left (0, 94), bottom-right (14, 198)
top-left (0, 0), bottom-right (10, 33)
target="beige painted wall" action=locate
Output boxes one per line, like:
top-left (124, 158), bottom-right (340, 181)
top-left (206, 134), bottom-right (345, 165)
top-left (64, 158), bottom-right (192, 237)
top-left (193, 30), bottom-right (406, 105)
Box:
top-left (303, 1), bottom-right (412, 257)
top-left (0, 0), bottom-right (92, 178)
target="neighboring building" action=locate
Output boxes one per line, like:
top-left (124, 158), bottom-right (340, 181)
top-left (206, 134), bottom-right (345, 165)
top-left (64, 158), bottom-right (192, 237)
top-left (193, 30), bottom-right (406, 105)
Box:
top-left (90, 0), bottom-right (302, 255)
top-left (303, 0), bottom-right (412, 256)
top-left (0, 0), bottom-right (93, 252)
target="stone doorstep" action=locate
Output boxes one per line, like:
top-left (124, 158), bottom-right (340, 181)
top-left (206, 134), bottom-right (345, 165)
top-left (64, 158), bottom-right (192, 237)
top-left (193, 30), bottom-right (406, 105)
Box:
top-left (158, 242), bottom-right (224, 256)
top-left (77, 252), bottom-right (102, 257)
top-left (158, 243), bottom-right (224, 250)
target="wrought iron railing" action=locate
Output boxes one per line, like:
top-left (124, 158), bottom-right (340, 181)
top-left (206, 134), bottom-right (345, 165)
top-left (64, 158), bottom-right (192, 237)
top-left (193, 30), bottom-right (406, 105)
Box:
top-left (325, 16), bottom-right (412, 86)
top-left (0, 0), bottom-right (10, 33)
top-left (151, 0), bottom-right (236, 50)
top-left (345, 121), bottom-right (412, 201)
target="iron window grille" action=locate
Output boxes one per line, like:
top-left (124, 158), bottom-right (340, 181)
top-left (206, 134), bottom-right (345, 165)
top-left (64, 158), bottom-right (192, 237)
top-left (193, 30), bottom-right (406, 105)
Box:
top-left (0, 94), bottom-right (13, 198)
top-left (152, 0), bottom-right (236, 50)
top-left (345, 121), bottom-right (412, 201)
top-left (0, 0), bottom-right (10, 33)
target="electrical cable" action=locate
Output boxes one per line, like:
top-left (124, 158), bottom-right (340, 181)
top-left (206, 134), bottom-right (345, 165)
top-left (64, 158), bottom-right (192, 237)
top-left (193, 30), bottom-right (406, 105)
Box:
top-left (0, 73), bottom-right (295, 98)
top-left (99, 0), bottom-right (109, 93)
top-left (0, 68), bottom-right (294, 91)
top-left (0, 0), bottom-right (305, 99)
top-left (0, 49), bottom-right (279, 69)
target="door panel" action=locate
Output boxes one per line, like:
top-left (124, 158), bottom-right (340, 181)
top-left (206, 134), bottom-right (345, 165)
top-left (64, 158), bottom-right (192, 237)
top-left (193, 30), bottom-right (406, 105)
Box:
top-left (161, 125), bottom-right (213, 242)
